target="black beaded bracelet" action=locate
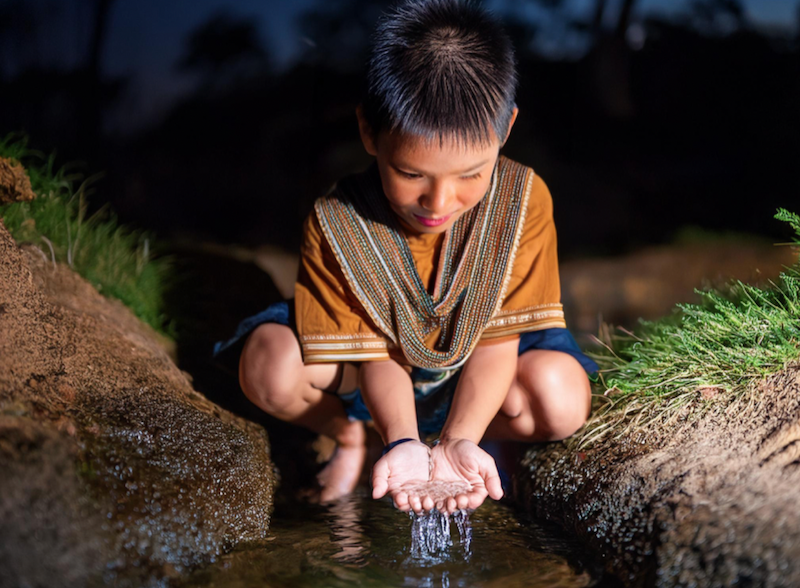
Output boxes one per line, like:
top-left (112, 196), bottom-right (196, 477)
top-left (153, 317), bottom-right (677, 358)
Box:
top-left (381, 437), bottom-right (417, 456)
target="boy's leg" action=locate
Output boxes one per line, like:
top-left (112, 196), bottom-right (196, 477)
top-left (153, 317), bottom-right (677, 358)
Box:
top-left (484, 349), bottom-right (592, 442)
top-left (239, 323), bottom-right (365, 502)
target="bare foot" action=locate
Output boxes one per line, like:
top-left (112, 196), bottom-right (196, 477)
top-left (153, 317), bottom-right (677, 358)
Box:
top-left (316, 443), bottom-right (368, 503)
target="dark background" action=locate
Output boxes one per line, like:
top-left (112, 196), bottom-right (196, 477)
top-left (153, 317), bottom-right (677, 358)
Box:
top-left (1, 0), bottom-right (799, 258)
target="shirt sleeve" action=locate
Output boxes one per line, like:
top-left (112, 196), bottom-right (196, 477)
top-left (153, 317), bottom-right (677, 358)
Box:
top-left (480, 172), bottom-right (567, 341)
top-left (294, 210), bottom-right (392, 363)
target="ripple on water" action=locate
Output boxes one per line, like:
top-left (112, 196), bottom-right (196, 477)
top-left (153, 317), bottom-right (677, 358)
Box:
top-left (177, 489), bottom-right (611, 588)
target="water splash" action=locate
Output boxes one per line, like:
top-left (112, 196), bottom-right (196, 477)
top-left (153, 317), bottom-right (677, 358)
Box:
top-left (407, 509), bottom-right (472, 565)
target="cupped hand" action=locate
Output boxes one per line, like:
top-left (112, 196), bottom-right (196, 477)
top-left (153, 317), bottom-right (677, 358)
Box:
top-left (371, 440), bottom-right (433, 513)
top-left (430, 438), bottom-right (503, 514)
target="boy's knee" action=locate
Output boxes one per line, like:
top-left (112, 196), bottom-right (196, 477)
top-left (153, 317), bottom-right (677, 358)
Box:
top-left (518, 351), bottom-right (591, 441)
top-left (539, 401), bottom-right (590, 441)
top-left (239, 324), bottom-right (303, 412)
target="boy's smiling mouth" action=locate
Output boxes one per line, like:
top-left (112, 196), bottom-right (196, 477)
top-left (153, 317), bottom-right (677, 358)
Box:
top-left (413, 213), bottom-right (452, 227)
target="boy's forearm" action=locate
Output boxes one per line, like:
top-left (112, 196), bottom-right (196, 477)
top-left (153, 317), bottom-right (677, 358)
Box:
top-left (440, 338), bottom-right (519, 444)
top-left (359, 360), bottom-right (420, 444)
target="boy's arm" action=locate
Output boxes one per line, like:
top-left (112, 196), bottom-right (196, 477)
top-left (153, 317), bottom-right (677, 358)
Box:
top-left (429, 337), bottom-right (519, 512)
top-left (441, 337), bottom-right (519, 443)
top-left (359, 360), bottom-right (419, 444)
top-left (360, 360), bottom-right (434, 512)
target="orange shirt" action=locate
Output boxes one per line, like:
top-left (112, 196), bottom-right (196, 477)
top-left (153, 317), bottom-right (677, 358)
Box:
top-left (295, 165), bottom-right (565, 365)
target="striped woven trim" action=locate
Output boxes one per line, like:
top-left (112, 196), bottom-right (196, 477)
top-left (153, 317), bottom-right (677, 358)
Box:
top-left (482, 303), bottom-right (566, 338)
top-left (493, 170), bottom-right (534, 316)
top-left (300, 335), bottom-right (390, 363)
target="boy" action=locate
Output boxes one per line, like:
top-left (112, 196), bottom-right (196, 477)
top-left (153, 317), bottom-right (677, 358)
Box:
top-left (219, 0), bottom-right (596, 514)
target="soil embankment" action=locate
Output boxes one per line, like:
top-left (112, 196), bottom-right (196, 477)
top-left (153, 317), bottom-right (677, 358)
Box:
top-left (519, 365), bottom-right (800, 587)
top-left (0, 221), bottom-right (276, 587)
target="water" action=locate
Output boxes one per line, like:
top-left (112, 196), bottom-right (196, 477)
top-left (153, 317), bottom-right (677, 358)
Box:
top-left (407, 509), bottom-right (473, 567)
top-left (178, 489), bottom-right (614, 588)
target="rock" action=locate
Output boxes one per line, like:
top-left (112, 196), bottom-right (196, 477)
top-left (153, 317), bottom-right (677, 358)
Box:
top-left (0, 220), bottom-right (277, 587)
top-left (0, 157), bottom-right (36, 204)
top-left (0, 415), bottom-right (107, 587)
top-left (518, 366), bottom-right (800, 587)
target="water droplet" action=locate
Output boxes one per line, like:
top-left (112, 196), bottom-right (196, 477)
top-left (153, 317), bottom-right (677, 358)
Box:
top-left (407, 509), bottom-right (472, 566)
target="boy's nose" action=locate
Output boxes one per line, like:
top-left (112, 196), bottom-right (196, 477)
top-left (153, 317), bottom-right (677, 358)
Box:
top-left (420, 181), bottom-right (455, 215)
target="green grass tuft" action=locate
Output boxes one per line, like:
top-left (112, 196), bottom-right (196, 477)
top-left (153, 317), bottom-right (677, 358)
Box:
top-left (579, 209), bottom-right (800, 448)
top-left (0, 134), bottom-right (173, 336)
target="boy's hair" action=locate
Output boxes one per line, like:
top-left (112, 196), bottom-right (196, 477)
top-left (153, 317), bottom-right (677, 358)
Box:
top-left (363, 0), bottom-right (517, 146)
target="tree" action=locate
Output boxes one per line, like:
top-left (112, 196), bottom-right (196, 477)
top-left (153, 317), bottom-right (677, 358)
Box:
top-left (84, 0), bottom-right (116, 148)
top-left (296, 0), bottom-right (389, 71)
top-left (0, 0), bottom-right (40, 79)
top-left (177, 12), bottom-right (270, 90)
top-left (524, 0), bottom-right (640, 44)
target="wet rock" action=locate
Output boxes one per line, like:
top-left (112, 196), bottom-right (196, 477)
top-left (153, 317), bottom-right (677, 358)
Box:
top-left (0, 156), bottom-right (36, 204)
top-left (0, 415), bottom-right (107, 587)
top-left (518, 366), bottom-right (800, 587)
top-left (0, 220), bottom-right (277, 587)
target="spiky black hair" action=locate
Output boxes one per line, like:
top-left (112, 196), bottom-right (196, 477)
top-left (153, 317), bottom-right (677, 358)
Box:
top-left (362, 0), bottom-right (517, 146)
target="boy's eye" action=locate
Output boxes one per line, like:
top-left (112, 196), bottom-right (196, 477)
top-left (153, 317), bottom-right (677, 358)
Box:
top-left (461, 172), bottom-right (482, 180)
top-left (399, 170), bottom-right (422, 179)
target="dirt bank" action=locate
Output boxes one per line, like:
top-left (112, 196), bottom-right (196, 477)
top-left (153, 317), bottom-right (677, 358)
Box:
top-left (519, 365), bottom-right (800, 587)
top-left (0, 156), bottom-right (35, 205)
top-left (0, 221), bottom-right (277, 588)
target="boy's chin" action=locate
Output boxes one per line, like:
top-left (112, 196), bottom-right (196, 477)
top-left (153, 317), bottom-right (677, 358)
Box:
top-left (413, 223), bottom-right (451, 234)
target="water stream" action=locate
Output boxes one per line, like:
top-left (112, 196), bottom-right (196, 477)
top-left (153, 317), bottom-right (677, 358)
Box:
top-left (179, 489), bottom-right (617, 588)
top-left (408, 509), bottom-right (472, 565)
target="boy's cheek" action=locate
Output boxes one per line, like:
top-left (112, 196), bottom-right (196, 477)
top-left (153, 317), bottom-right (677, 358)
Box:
top-left (383, 184), bottom-right (417, 208)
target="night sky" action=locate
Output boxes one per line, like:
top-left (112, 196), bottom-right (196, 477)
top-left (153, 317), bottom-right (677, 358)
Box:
top-left (5, 0), bottom-right (799, 253)
top-left (97, 0), bottom-right (798, 130)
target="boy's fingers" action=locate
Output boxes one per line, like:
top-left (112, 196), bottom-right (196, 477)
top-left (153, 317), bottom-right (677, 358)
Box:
top-left (446, 496), bottom-right (457, 514)
top-left (410, 494), bottom-right (423, 513)
top-left (479, 455), bottom-right (504, 501)
top-left (372, 479), bottom-right (388, 499)
top-left (485, 473), bottom-right (504, 500)
top-left (393, 491), bottom-right (410, 511)
top-left (371, 461), bottom-right (389, 499)
top-left (466, 485), bottom-right (490, 510)
top-left (456, 493), bottom-right (471, 511)
top-left (422, 495), bottom-right (434, 512)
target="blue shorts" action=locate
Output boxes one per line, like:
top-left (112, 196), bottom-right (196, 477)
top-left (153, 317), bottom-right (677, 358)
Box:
top-left (214, 301), bottom-right (598, 434)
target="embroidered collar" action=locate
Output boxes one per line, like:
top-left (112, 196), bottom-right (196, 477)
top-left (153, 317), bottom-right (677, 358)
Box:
top-left (316, 156), bottom-right (532, 369)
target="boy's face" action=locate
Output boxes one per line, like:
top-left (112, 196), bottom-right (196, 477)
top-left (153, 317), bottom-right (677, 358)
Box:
top-left (357, 111), bottom-right (517, 234)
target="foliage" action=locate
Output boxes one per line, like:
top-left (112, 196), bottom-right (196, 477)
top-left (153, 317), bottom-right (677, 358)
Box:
top-left (580, 209), bottom-right (800, 448)
top-left (176, 11), bottom-right (270, 88)
top-left (0, 135), bottom-right (173, 336)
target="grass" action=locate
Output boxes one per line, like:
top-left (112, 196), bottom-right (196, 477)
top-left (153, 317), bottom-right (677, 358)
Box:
top-left (0, 134), bottom-right (173, 336)
top-left (577, 209), bottom-right (800, 449)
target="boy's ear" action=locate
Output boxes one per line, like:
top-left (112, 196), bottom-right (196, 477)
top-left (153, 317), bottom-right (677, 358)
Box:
top-left (356, 106), bottom-right (378, 156)
top-left (502, 107), bottom-right (519, 146)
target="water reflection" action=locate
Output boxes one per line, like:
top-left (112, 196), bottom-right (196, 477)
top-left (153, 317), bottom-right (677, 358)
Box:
top-left (178, 489), bottom-right (613, 587)
top-left (328, 494), bottom-right (368, 565)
